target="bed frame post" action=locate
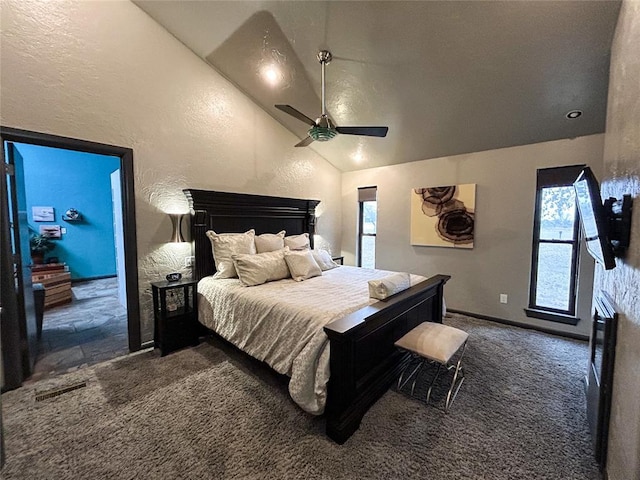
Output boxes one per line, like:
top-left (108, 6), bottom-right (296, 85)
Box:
top-left (307, 211), bottom-right (316, 249)
top-left (190, 209), bottom-right (210, 281)
top-left (324, 275), bottom-right (450, 444)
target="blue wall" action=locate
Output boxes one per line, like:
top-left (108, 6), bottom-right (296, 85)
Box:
top-left (15, 143), bottom-right (121, 281)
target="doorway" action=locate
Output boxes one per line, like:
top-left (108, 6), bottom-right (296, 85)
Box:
top-left (0, 127), bottom-right (140, 389)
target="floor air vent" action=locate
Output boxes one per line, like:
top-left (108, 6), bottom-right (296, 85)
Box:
top-left (35, 381), bottom-right (87, 402)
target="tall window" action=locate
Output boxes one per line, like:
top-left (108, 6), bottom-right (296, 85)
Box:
top-left (526, 165), bottom-right (584, 323)
top-left (358, 186), bottom-right (377, 268)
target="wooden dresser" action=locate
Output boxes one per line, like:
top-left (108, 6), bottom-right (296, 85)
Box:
top-left (31, 263), bottom-right (72, 309)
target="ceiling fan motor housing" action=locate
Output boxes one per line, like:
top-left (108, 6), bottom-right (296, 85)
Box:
top-left (309, 126), bottom-right (337, 142)
top-left (317, 50), bottom-right (332, 64)
top-left (309, 114), bottom-right (337, 141)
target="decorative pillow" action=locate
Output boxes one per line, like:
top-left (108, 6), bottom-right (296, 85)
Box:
top-left (254, 230), bottom-right (286, 253)
top-left (284, 232), bottom-right (310, 251)
top-left (232, 248), bottom-right (290, 286)
top-left (284, 250), bottom-right (322, 282)
top-left (368, 272), bottom-right (411, 300)
top-left (311, 249), bottom-right (339, 271)
top-left (205, 229), bottom-right (256, 279)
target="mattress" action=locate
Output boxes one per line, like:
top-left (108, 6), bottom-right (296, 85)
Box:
top-left (197, 265), bottom-right (427, 414)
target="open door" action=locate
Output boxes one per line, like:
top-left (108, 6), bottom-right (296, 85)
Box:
top-left (0, 141), bottom-right (18, 466)
top-left (2, 142), bottom-right (38, 381)
top-left (1, 174), bottom-right (8, 467)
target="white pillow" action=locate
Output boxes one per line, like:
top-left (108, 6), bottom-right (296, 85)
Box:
top-left (284, 250), bottom-right (322, 282)
top-left (206, 229), bottom-right (256, 279)
top-left (368, 272), bottom-right (411, 300)
top-left (254, 230), bottom-right (286, 253)
top-left (232, 248), bottom-right (290, 286)
top-left (311, 249), bottom-right (339, 271)
top-left (284, 232), bottom-right (310, 251)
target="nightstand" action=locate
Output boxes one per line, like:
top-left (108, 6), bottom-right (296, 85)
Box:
top-left (151, 278), bottom-right (199, 356)
top-left (332, 256), bottom-right (344, 265)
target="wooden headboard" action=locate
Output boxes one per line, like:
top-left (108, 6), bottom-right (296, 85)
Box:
top-left (183, 189), bottom-right (320, 281)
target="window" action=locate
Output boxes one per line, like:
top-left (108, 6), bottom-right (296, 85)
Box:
top-left (526, 165), bottom-right (584, 324)
top-left (358, 186), bottom-right (377, 268)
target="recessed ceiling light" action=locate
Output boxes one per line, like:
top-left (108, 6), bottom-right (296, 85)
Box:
top-left (566, 110), bottom-right (582, 119)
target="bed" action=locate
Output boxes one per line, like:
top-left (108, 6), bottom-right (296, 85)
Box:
top-left (184, 189), bottom-right (450, 443)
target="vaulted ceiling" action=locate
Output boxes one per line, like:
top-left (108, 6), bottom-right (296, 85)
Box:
top-left (134, 1), bottom-right (621, 172)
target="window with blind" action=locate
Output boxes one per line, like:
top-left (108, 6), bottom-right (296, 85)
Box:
top-left (358, 186), bottom-right (377, 268)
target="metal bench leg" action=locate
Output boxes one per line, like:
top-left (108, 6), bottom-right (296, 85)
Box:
top-left (426, 362), bottom-right (443, 405)
top-left (444, 341), bottom-right (467, 412)
top-left (397, 354), bottom-right (424, 392)
top-left (410, 360), bottom-right (426, 397)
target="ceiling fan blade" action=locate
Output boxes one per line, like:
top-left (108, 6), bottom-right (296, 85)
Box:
top-left (335, 126), bottom-right (389, 137)
top-left (275, 105), bottom-right (316, 126)
top-left (294, 136), bottom-right (315, 147)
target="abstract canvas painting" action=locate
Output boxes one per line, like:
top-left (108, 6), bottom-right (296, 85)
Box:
top-left (410, 184), bottom-right (476, 248)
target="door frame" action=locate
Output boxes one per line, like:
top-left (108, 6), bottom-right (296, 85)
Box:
top-left (0, 126), bottom-right (141, 352)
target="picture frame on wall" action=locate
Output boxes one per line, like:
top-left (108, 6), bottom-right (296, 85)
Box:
top-left (39, 225), bottom-right (62, 239)
top-left (32, 206), bottom-right (55, 222)
top-left (410, 184), bottom-right (476, 248)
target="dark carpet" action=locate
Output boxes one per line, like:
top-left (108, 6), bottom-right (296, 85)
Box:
top-left (1, 313), bottom-right (600, 479)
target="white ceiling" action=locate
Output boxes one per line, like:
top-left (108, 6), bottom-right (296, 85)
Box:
top-left (134, 1), bottom-right (621, 172)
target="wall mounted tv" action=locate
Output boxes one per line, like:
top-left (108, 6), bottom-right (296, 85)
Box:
top-left (573, 167), bottom-right (632, 270)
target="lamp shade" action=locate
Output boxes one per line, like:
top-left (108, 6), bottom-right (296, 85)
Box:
top-left (169, 214), bottom-right (185, 243)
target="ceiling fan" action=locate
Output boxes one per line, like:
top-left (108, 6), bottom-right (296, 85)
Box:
top-left (275, 50), bottom-right (389, 147)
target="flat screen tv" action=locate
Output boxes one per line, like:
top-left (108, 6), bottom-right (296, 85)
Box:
top-left (573, 167), bottom-right (616, 270)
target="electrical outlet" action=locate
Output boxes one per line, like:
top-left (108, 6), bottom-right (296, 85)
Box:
top-left (500, 294), bottom-right (508, 304)
top-left (184, 256), bottom-right (194, 268)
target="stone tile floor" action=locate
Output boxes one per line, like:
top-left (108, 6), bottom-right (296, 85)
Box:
top-left (26, 277), bottom-right (130, 384)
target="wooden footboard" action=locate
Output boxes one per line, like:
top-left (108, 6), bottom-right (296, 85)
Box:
top-left (323, 274), bottom-right (450, 444)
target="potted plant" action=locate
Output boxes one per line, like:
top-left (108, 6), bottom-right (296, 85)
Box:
top-left (30, 234), bottom-right (55, 265)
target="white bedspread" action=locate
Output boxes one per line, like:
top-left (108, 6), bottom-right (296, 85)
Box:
top-left (198, 266), bottom-right (427, 414)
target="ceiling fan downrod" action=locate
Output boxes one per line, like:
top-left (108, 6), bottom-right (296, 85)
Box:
top-left (317, 50), bottom-right (332, 117)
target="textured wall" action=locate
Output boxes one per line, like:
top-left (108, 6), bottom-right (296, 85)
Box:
top-left (342, 135), bottom-right (604, 337)
top-left (17, 143), bottom-right (121, 280)
top-left (0, 0), bottom-right (342, 342)
top-left (599, 1), bottom-right (640, 478)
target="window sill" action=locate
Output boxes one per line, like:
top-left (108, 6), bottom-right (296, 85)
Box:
top-left (524, 308), bottom-right (581, 326)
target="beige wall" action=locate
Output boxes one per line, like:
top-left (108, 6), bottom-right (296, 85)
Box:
top-left (342, 135), bottom-right (604, 337)
top-left (599, 1), bottom-right (640, 478)
top-left (0, 1), bottom-right (636, 472)
top-left (0, 0), bottom-right (342, 342)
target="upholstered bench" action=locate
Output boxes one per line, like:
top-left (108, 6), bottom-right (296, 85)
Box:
top-left (395, 322), bottom-right (468, 412)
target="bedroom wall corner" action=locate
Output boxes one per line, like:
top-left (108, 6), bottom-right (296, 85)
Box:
top-left (598, 1), bottom-right (640, 478)
top-left (340, 134), bottom-right (605, 337)
top-left (0, 0), bottom-right (342, 343)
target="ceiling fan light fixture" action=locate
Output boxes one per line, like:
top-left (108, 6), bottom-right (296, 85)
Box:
top-left (308, 125), bottom-right (337, 142)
